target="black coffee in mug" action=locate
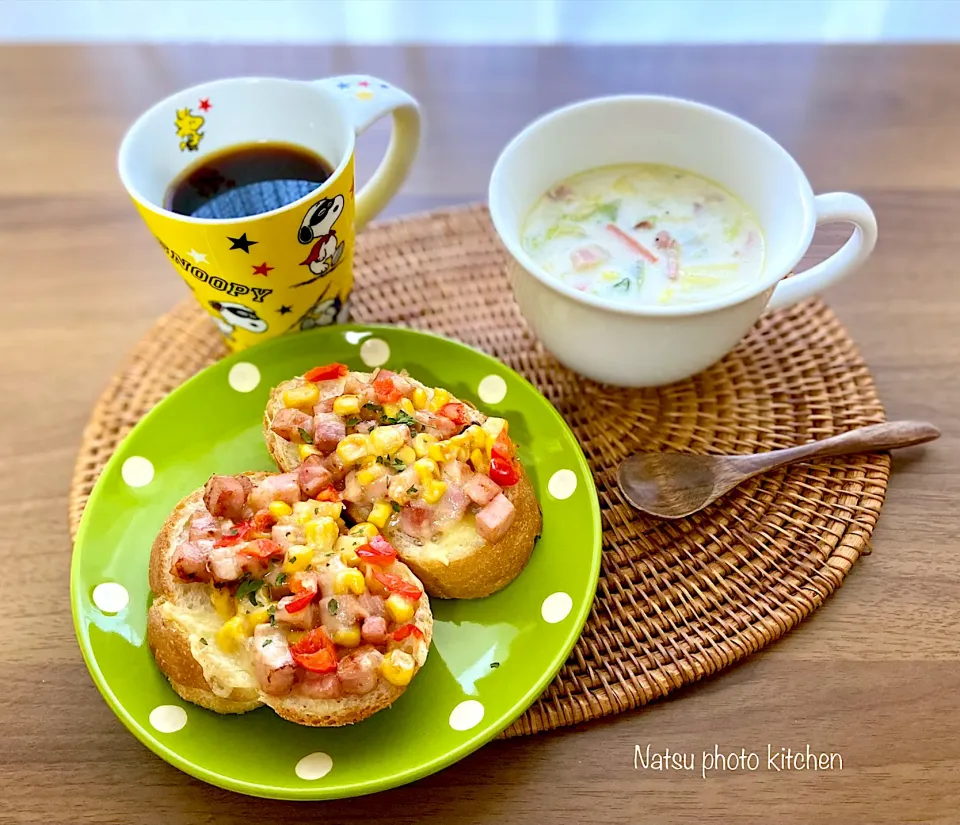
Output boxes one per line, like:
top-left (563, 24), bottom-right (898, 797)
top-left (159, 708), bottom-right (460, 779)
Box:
top-left (164, 141), bottom-right (334, 220)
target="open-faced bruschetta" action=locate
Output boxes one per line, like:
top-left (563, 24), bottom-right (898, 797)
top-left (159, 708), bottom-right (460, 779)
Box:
top-left (262, 363), bottom-right (542, 599)
top-left (147, 470), bottom-right (432, 727)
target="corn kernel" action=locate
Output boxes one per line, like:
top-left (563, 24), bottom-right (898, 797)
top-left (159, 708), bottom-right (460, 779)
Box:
top-left (268, 500), bottom-right (293, 519)
top-left (215, 616), bottom-right (246, 653)
top-left (209, 587), bottom-right (235, 620)
top-left (428, 388), bottom-right (451, 412)
top-left (386, 593), bottom-right (416, 624)
top-left (382, 403), bottom-right (399, 419)
top-left (381, 649), bottom-right (416, 686)
top-left (357, 463), bottom-right (388, 486)
top-left (422, 479), bottom-right (447, 504)
top-left (282, 383), bottom-right (320, 411)
top-left (368, 500), bottom-right (394, 529)
top-left (333, 394), bottom-right (361, 416)
top-left (400, 397), bottom-right (416, 416)
top-left (427, 442), bottom-right (447, 462)
top-left (337, 540), bottom-right (362, 567)
top-left (286, 629), bottom-right (307, 645)
top-left (395, 445), bottom-right (417, 467)
top-left (411, 387), bottom-right (428, 410)
top-left (337, 433), bottom-right (370, 464)
top-left (371, 425), bottom-right (406, 456)
top-left (470, 448), bottom-right (489, 474)
top-left (298, 443), bottom-right (321, 460)
top-left (365, 565), bottom-right (387, 595)
top-left (244, 608), bottom-right (270, 633)
top-left (464, 425), bottom-right (486, 449)
top-left (304, 517), bottom-right (338, 551)
top-left (349, 522), bottom-right (379, 540)
top-left (413, 433), bottom-right (437, 458)
top-left (314, 501), bottom-right (343, 520)
top-left (414, 457), bottom-right (438, 481)
top-left (334, 568), bottom-right (366, 596)
top-left (333, 625), bottom-right (362, 648)
top-left (282, 545), bottom-right (314, 574)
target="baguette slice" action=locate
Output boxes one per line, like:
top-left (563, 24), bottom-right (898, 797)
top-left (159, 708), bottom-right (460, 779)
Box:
top-left (263, 375), bottom-right (543, 599)
top-left (147, 472), bottom-right (433, 726)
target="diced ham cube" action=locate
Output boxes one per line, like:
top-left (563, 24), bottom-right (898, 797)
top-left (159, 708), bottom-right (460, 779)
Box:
top-left (357, 594), bottom-right (386, 619)
top-left (441, 460), bottom-right (473, 486)
top-left (316, 377), bottom-right (347, 400)
top-left (208, 545), bottom-right (244, 583)
top-left (271, 523), bottom-right (298, 548)
top-left (203, 475), bottom-right (251, 520)
top-left (361, 616), bottom-right (389, 644)
top-left (248, 473), bottom-right (300, 511)
top-left (188, 511), bottom-right (221, 542)
top-left (298, 671), bottom-right (342, 700)
top-left (276, 598), bottom-right (316, 630)
top-left (297, 454), bottom-right (332, 498)
top-left (570, 244), bottom-right (609, 271)
top-left (400, 502), bottom-right (434, 540)
top-left (252, 625), bottom-right (295, 696)
top-left (170, 541), bottom-right (211, 582)
top-left (337, 646), bottom-right (384, 695)
top-left (464, 474), bottom-right (502, 507)
top-left (475, 493), bottom-right (516, 543)
top-left (436, 484), bottom-right (468, 525)
top-left (313, 412), bottom-right (346, 452)
top-left (270, 408), bottom-right (314, 443)
top-left (415, 411), bottom-right (457, 439)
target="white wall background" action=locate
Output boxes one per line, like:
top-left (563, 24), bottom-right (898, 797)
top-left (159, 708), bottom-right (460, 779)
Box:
top-left (2, 0), bottom-right (959, 43)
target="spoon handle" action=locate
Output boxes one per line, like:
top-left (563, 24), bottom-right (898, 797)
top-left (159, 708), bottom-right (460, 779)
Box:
top-left (738, 421), bottom-right (940, 475)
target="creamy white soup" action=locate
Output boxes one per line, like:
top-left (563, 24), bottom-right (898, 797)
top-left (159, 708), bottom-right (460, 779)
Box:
top-left (521, 163), bottom-right (765, 306)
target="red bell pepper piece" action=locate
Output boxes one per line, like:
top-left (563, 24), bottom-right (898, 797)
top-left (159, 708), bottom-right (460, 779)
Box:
top-left (490, 430), bottom-right (515, 462)
top-left (290, 627), bottom-right (338, 673)
top-left (373, 370), bottom-right (403, 404)
top-left (283, 574), bottom-right (319, 613)
top-left (237, 538), bottom-right (284, 561)
top-left (356, 535), bottom-right (398, 566)
top-left (392, 624), bottom-right (425, 642)
top-left (314, 485), bottom-right (341, 502)
top-left (251, 510), bottom-right (277, 533)
top-left (304, 363), bottom-right (348, 383)
top-left (488, 456), bottom-right (520, 487)
top-left (438, 402), bottom-right (470, 427)
top-left (373, 570), bottom-right (423, 601)
top-left (215, 520), bottom-right (253, 547)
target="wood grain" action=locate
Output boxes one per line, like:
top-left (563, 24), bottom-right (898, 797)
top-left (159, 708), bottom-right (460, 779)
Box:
top-left (0, 44), bottom-right (957, 825)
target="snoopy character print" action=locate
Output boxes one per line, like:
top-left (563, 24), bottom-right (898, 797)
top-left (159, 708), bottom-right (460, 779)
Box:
top-left (296, 194), bottom-right (346, 287)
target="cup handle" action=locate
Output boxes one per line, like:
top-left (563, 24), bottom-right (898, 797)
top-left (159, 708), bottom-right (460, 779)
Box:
top-left (766, 192), bottom-right (878, 311)
top-left (314, 75), bottom-right (421, 231)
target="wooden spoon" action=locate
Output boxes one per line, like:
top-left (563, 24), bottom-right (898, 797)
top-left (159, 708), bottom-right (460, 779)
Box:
top-left (617, 421), bottom-right (940, 519)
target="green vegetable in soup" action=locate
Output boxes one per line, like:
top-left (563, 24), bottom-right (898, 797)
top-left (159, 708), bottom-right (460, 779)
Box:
top-left (612, 277), bottom-right (631, 292)
top-left (566, 199), bottom-right (620, 223)
top-left (724, 217), bottom-right (743, 242)
top-left (612, 176), bottom-right (637, 195)
top-left (544, 221), bottom-right (588, 241)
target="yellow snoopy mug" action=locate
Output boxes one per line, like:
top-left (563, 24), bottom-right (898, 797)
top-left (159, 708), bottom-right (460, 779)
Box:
top-left (118, 76), bottom-right (420, 350)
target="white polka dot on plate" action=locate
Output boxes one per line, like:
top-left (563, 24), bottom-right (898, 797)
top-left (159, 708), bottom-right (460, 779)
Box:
top-left (449, 699), bottom-right (484, 731)
top-left (477, 374), bottom-right (507, 405)
top-left (296, 752), bottom-right (334, 780)
top-left (541, 592), bottom-right (573, 624)
top-left (149, 705), bottom-right (187, 733)
top-left (228, 361), bottom-right (261, 393)
top-left (92, 582), bottom-right (129, 614)
top-left (121, 456), bottom-right (154, 488)
top-left (548, 469), bottom-right (577, 500)
top-left (344, 331), bottom-right (369, 345)
top-left (359, 337), bottom-right (390, 367)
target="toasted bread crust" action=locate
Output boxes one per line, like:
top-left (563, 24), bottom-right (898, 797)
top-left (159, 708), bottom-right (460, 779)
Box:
top-left (146, 475), bottom-right (432, 726)
top-left (263, 376), bottom-right (542, 599)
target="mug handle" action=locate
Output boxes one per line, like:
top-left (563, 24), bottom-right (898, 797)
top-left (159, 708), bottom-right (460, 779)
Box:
top-left (314, 74), bottom-right (421, 231)
top-left (766, 192), bottom-right (878, 311)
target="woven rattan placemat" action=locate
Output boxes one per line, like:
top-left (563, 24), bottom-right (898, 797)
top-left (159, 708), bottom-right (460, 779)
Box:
top-left (69, 203), bottom-right (890, 738)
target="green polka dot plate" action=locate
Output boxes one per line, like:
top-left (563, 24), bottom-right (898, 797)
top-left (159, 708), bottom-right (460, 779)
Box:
top-left (71, 325), bottom-right (602, 800)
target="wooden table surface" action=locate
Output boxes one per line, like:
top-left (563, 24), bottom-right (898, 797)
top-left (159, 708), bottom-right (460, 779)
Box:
top-left (2, 43), bottom-right (957, 824)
